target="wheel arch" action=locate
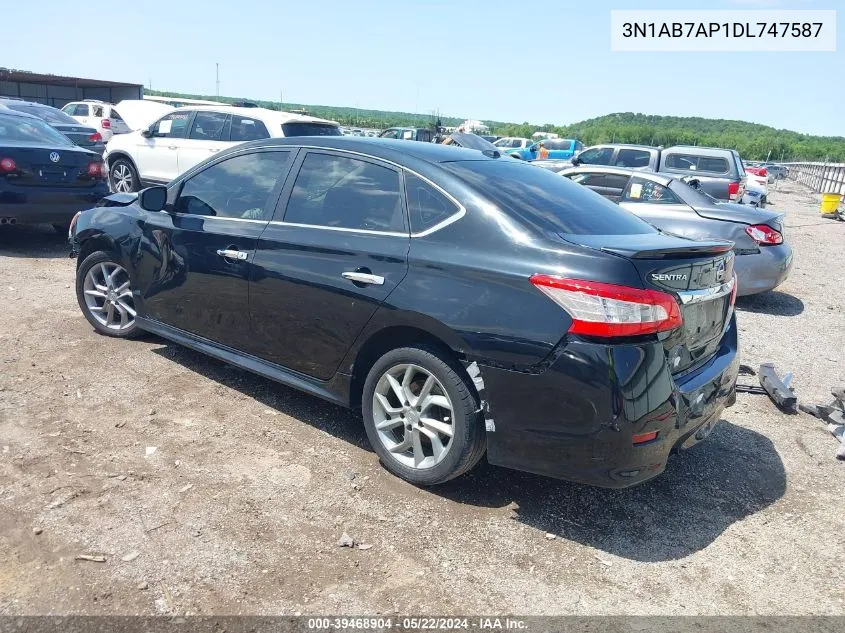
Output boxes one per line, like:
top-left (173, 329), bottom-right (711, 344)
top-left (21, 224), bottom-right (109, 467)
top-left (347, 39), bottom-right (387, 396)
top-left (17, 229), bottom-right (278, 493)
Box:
top-left (76, 233), bottom-right (119, 269)
top-left (105, 151), bottom-right (139, 172)
top-left (348, 325), bottom-right (466, 409)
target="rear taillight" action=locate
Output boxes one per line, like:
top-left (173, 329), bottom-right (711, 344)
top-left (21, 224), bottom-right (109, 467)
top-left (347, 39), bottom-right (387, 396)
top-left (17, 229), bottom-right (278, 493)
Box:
top-left (530, 275), bottom-right (683, 337)
top-left (101, 119), bottom-right (111, 129)
top-left (86, 161), bottom-right (105, 178)
top-left (88, 132), bottom-right (103, 143)
top-left (728, 181), bottom-right (740, 200)
top-left (730, 273), bottom-right (738, 307)
top-left (745, 224), bottom-right (783, 245)
top-left (0, 157), bottom-right (17, 172)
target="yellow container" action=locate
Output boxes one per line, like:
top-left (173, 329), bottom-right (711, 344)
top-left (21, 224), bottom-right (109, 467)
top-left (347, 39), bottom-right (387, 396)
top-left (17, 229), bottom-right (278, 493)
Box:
top-left (821, 193), bottom-right (842, 213)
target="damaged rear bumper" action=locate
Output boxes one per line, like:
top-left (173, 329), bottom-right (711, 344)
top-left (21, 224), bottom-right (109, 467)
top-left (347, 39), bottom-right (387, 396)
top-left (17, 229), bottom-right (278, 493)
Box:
top-left (476, 316), bottom-right (740, 488)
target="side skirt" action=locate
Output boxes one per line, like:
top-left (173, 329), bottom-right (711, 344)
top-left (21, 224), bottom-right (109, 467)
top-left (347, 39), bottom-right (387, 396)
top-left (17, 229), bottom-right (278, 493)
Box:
top-left (136, 317), bottom-right (352, 408)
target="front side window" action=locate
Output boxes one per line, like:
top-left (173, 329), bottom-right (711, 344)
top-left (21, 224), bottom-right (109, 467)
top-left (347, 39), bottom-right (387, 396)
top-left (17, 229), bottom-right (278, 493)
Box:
top-left (283, 152), bottom-right (405, 233)
top-left (230, 115), bottom-right (270, 142)
top-left (174, 151), bottom-right (291, 220)
top-left (151, 111), bottom-right (192, 139)
top-left (615, 149), bottom-right (652, 168)
top-left (405, 173), bottom-right (459, 233)
top-left (189, 111), bottom-right (230, 141)
top-left (623, 177), bottom-right (682, 204)
top-left (577, 147), bottom-right (613, 165)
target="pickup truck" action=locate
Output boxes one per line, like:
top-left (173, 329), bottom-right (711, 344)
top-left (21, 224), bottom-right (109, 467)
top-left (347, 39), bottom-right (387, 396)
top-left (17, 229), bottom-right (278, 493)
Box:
top-left (571, 144), bottom-right (747, 202)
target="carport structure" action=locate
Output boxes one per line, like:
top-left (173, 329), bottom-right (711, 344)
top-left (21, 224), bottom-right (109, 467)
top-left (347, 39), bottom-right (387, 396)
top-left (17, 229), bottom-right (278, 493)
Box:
top-left (0, 68), bottom-right (143, 108)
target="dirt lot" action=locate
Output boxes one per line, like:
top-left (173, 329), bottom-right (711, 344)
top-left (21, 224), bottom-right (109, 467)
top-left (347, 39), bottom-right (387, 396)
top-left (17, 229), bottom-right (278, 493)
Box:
top-left (1, 180), bottom-right (844, 616)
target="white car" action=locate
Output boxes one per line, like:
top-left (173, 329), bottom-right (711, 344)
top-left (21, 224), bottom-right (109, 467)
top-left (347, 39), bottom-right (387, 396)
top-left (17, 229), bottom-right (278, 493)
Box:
top-left (742, 169), bottom-right (769, 207)
top-left (104, 105), bottom-right (341, 193)
top-left (61, 100), bottom-right (130, 142)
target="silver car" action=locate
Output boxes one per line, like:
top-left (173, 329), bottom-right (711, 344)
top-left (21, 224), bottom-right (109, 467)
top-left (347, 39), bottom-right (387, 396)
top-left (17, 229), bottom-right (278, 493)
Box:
top-left (558, 166), bottom-right (792, 296)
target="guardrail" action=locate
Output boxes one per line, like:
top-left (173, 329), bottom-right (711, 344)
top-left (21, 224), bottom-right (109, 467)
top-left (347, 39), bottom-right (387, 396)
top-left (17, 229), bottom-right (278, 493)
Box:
top-left (784, 162), bottom-right (845, 195)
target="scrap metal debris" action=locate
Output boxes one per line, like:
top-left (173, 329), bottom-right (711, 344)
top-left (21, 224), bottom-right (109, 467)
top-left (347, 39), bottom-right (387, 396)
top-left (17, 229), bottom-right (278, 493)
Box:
top-left (735, 363), bottom-right (797, 411)
top-left (800, 389), bottom-right (845, 461)
top-left (75, 554), bottom-right (107, 563)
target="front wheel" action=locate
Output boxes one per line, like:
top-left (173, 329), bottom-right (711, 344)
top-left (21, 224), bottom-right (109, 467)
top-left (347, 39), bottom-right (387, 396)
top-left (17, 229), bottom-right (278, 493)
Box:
top-left (362, 346), bottom-right (485, 486)
top-left (75, 250), bottom-right (141, 338)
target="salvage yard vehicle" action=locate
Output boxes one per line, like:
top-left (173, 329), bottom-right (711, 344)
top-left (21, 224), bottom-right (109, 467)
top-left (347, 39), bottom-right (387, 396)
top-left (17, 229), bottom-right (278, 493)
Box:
top-left (743, 166), bottom-right (769, 207)
top-left (510, 137), bottom-right (583, 160)
top-left (61, 100), bottom-right (131, 142)
top-left (559, 165), bottom-right (791, 296)
top-left (0, 109), bottom-right (108, 232)
top-left (378, 127), bottom-right (433, 142)
top-left (104, 105), bottom-right (340, 193)
top-left (573, 144), bottom-right (748, 202)
top-left (70, 137), bottom-right (739, 488)
top-left (0, 98), bottom-right (105, 155)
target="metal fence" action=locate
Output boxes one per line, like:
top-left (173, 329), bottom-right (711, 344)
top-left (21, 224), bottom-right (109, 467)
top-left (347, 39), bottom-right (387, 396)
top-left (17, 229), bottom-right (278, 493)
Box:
top-left (784, 162), bottom-right (845, 195)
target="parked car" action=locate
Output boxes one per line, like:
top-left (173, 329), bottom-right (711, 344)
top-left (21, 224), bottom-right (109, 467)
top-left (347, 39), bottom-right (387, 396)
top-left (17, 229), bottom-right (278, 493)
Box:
top-left (378, 127), bottom-right (433, 142)
top-left (70, 136), bottom-right (739, 488)
top-left (762, 163), bottom-right (788, 180)
top-left (493, 137), bottom-right (532, 153)
top-left (61, 100), bottom-right (130, 142)
top-left (509, 138), bottom-right (583, 160)
top-left (743, 167), bottom-right (769, 207)
top-left (573, 144), bottom-right (748, 202)
top-left (559, 165), bottom-right (792, 296)
top-left (0, 109), bottom-right (107, 232)
top-left (104, 105), bottom-right (340, 192)
top-left (0, 98), bottom-right (105, 155)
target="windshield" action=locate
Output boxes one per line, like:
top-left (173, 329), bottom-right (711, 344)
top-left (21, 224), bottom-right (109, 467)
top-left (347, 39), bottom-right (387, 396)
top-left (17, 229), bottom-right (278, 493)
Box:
top-left (445, 160), bottom-right (656, 236)
top-left (0, 112), bottom-right (74, 146)
top-left (282, 122), bottom-right (341, 137)
top-left (5, 103), bottom-right (80, 126)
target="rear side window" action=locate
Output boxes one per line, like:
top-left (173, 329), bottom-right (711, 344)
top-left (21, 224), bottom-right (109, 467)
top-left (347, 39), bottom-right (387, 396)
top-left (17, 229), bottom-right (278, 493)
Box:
top-left (110, 108), bottom-right (124, 122)
top-left (283, 152), bottom-right (405, 233)
top-left (230, 116), bottom-right (270, 142)
top-left (175, 151), bottom-right (291, 220)
top-left (446, 160), bottom-right (654, 236)
top-left (189, 111), bottom-right (229, 141)
top-left (282, 122), bottom-right (341, 137)
top-left (623, 177), bottom-right (682, 204)
top-left (664, 153), bottom-right (729, 174)
top-left (615, 149), bottom-right (652, 168)
top-left (92, 105), bottom-right (104, 117)
top-left (69, 104), bottom-right (89, 116)
top-left (405, 173), bottom-right (459, 233)
top-left (548, 139), bottom-right (572, 151)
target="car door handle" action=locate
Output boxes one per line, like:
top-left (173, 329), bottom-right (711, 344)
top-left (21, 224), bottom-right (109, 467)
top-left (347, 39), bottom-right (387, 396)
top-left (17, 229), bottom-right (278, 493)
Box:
top-left (216, 249), bottom-right (248, 261)
top-left (342, 271), bottom-right (384, 285)
top-left (168, 145), bottom-right (178, 150)
top-left (209, 148), bottom-right (220, 153)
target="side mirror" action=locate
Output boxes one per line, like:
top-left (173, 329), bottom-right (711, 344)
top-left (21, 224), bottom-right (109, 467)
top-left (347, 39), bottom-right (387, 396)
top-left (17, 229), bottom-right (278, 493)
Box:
top-left (138, 186), bottom-right (167, 212)
top-left (141, 127), bottom-right (153, 138)
top-left (570, 156), bottom-right (581, 166)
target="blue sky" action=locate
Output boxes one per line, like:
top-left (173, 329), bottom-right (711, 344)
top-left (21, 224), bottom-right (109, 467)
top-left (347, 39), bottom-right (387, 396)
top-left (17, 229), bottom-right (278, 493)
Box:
top-left (5, 0), bottom-right (843, 135)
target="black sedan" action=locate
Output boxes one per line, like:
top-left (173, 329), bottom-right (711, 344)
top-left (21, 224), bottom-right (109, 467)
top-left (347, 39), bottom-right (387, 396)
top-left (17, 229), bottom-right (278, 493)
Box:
top-left (1, 109), bottom-right (108, 231)
top-left (0, 98), bottom-right (106, 155)
top-left (69, 137), bottom-right (739, 488)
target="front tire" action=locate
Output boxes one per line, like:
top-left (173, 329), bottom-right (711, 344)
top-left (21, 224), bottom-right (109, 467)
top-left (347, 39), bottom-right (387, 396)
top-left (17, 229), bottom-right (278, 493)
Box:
top-left (362, 346), bottom-right (485, 486)
top-left (75, 250), bottom-right (141, 338)
top-left (109, 158), bottom-right (139, 193)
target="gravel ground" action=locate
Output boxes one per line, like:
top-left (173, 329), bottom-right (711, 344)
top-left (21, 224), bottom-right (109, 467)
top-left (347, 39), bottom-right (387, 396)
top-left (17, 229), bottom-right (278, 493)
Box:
top-left (1, 180), bottom-right (843, 616)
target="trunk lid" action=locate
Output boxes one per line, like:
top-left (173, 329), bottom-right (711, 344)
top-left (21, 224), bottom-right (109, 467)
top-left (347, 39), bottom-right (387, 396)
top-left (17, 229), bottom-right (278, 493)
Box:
top-left (52, 124), bottom-right (99, 149)
top-left (3, 146), bottom-right (99, 188)
top-left (562, 232), bottom-right (735, 374)
top-left (694, 201), bottom-right (785, 231)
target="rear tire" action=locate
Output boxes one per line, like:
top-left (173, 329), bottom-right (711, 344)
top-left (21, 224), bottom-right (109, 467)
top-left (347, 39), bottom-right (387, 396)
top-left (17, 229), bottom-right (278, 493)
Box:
top-left (109, 158), bottom-right (139, 193)
top-left (362, 346), bottom-right (485, 486)
top-left (76, 250), bottom-right (141, 339)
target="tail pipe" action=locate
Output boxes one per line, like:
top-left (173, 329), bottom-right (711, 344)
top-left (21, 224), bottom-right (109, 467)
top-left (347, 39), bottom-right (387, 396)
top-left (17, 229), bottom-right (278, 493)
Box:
top-left (0, 217), bottom-right (17, 226)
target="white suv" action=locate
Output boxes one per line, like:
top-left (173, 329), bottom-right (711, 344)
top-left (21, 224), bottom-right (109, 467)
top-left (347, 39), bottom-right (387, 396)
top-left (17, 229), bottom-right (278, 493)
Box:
top-left (61, 100), bottom-right (130, 142)
top-left (103, 105), bottom-right (341, 193)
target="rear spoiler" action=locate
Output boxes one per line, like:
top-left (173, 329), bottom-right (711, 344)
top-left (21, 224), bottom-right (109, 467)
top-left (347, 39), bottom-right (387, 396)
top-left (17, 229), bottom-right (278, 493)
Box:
top-left (561, 232), bottom-right (734, 260)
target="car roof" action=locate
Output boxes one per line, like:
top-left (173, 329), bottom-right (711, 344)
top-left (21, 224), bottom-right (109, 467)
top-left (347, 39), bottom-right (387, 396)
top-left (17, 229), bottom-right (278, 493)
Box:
top-left (561, 165), bottom-right (674, 186)
top-left (665, 145), bottom-right (736, 155)
top-left (230, 136), bottom-right (501, 165)
top-left (172, 105), bottom-right (338, 126)
top-left (590, 143), bottom-right (657, 150)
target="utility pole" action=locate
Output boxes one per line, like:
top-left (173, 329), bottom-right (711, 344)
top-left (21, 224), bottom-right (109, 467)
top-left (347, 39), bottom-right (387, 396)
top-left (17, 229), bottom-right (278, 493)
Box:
top-left (149, 77), bottom-right (152, 91)
top-left (216, 63), bottom-right (220, 98)
top-left (280, 90), bottom-right (283, 111)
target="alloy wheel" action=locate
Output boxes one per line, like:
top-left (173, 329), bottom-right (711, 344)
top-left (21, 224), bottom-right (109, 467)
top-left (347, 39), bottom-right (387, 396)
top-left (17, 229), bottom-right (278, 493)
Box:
top-left (82, 262), bottom-right (136, 331)
top-left (372, 363), bottom-right (455, 469)
top-left (112, 163), bottom-right (133, 193)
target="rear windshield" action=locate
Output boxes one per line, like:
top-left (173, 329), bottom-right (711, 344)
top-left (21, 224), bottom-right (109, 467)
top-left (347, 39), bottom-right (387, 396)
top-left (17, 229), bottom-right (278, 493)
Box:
top-left (664, 152), bottom-right (730, 174)
top-left (4, 103), bottom-right (79, 126)
top-left (444, 160), bottom-right (656, 236)
top-left (0, 112), bottom-right (74, 146)
top-left (281, 122), bottom-right (341, 137)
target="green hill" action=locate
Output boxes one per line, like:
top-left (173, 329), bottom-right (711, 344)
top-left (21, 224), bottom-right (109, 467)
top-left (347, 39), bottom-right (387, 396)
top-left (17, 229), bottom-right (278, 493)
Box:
top-left (145, 90), bottom-right (845, 161)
